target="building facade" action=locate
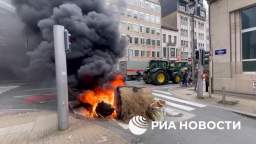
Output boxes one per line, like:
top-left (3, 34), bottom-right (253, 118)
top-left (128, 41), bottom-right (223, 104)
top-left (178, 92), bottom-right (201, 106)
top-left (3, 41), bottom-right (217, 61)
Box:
top-left (107, 0), bottom-right (162, 62)
top-left (161, 26), bottom-right (179, 61)
top-left (208, 0), bottom-right (256, 95)
top-left (161, 0), bottom-right (208, 62)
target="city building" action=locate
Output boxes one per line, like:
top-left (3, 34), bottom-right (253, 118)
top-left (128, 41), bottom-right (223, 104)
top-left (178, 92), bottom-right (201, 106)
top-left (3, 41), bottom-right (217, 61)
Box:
top-left (106, 0), bottom-right (162, 62)
top-left (161, 0), bottom-right (208, 62)
top-left (207, 0), bottom-right (256, 96)
top-left (161, 26), bottom-right (179, 61)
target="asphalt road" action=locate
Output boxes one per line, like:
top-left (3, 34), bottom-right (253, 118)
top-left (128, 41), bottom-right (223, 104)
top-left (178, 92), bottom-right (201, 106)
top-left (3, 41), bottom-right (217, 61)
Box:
top-left (0, 80), bottom-right (256, 144)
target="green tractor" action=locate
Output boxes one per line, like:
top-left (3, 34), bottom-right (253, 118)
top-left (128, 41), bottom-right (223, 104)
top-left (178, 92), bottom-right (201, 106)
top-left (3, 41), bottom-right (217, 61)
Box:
top-left (143, 60), bottom-right (190, 85)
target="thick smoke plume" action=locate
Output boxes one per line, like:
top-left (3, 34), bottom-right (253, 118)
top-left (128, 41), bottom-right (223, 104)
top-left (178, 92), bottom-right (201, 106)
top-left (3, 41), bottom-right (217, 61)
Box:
top-left (12, 0), bottom-right (126, 88)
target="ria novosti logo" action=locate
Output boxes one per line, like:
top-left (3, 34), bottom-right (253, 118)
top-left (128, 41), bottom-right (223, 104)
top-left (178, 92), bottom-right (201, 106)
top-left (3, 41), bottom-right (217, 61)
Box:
top-left (128, 116), bottom-right (149, 135)
top-left (128, 116), bottom-right (241, 135)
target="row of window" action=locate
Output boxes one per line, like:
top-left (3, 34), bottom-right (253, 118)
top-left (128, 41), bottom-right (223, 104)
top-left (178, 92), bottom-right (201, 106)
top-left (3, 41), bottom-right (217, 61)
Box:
top-left (120, 21), bottom-right (160, 35)
top-left (128, 49), bottom-right (160, 58)
top-left (162, 34), bottom-right (177, 44)
top-left (181, 40), bottom-right (189, 47)
top-left (180, 15), bottom-right (205, 30)
top-left (163, 47), bottom-right (177, 58)
top-left (180, 40), bottom-right (205, 49)
top-left (122, 8), bottom-right (161, 24)
top-left (124, 0), bottom-right (161, 13)
top-left (181, 29), bottom-right (189, 37)
top-left (198, 33), bottom-right (205, 40)
top-left (126, 35), bottom-right (161, 46)
top-left (198, 43), bottom-right (205, 49)
top-left (180, 29), bottom-right (205, 40)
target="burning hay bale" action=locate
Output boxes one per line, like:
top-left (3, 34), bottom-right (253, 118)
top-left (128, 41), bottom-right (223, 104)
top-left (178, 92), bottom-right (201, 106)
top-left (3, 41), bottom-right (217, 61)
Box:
top-left (115, 86), bottom-right (164, 122)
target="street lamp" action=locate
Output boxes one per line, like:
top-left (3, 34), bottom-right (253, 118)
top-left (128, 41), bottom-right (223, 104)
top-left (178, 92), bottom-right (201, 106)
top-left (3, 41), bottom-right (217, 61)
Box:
top-left (53, 25), bottom-right (70, 130)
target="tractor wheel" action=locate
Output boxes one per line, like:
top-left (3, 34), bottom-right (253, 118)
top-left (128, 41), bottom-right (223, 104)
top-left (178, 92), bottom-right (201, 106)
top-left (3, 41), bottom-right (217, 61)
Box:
top-left (152, 70), bottom-right (168, 85)
top-left (173, 75), bottom-right (181, 84)
top-left (143, 73), bottom-right (151, 84)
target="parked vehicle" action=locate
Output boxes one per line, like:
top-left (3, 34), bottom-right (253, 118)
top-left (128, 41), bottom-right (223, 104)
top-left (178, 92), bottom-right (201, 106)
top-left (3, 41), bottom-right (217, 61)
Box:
top-left (119, 61), bottom-right (148, 80)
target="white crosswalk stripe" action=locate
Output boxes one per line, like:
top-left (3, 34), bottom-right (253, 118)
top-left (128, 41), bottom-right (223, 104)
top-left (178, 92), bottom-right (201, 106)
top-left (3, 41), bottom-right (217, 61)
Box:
top-left (152, 90), bottom-right (173, 96)
top-left (0, 86), bottom-right (19, 95)
top-left (152, 90), bottom-right (206, 112)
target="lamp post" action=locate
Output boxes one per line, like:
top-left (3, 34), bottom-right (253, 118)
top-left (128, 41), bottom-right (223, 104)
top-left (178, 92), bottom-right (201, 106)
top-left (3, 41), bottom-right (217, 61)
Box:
top-left (53, 25), bottom-right (69, 130)
top-left (188, 0), bottom-right (196, 86)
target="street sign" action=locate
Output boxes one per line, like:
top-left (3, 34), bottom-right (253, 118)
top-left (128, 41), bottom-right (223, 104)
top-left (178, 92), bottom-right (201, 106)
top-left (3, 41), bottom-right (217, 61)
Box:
top-left (215, 49), bottom-right (227, 55)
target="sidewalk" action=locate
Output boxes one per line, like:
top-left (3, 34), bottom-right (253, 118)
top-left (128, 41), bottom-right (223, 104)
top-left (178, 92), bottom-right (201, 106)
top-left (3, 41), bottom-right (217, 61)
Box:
top-left (0, 110), bottom-right (128, 144)
top-left (169, 86), bottom-right (256, 118)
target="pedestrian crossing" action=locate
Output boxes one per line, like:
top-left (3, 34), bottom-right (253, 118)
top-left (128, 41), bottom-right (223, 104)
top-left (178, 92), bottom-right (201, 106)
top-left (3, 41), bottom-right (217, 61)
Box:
top-left (152, 90), bottom-right (206, 112)
top-left (0, 86), bottom-right (19, 95)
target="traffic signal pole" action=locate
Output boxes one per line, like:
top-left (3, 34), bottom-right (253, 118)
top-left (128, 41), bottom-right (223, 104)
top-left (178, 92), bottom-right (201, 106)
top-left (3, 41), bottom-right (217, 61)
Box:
top-left (197, 49), bottom-right (204, 98)
top-left (53, 25), bottom-right (69, 130)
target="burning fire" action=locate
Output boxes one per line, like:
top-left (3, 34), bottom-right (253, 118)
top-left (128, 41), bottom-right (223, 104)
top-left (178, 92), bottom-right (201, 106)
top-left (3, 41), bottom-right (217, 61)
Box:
top-left (79, 74), bottom-right (125, 118)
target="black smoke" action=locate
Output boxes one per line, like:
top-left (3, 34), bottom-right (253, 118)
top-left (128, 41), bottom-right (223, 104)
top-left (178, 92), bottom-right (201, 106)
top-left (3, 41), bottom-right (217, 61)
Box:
top-left (12, 0), bottom-right (127, 88)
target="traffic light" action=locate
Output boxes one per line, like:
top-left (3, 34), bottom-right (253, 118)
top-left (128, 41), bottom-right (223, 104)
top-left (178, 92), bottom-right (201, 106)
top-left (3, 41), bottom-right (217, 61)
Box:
top-left (203, 51), bottom-right (210, 65)
top-left (195, 50), bottom-right (199, 60)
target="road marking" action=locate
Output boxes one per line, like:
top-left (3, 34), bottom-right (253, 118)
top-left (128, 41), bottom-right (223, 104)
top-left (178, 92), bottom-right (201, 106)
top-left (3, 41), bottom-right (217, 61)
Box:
top-left (155, 96), bottom-right (195, 111)
top-left (13, 93), bottom-right (54, 98)
top-left (0, 86), bottom-right (19, 95)
top-left (22, 88), bottom-right (55, 92)
top-left (152, 91), bottom-right (206, 108)
top-left (153, 90), bottom-right (173, 96)
top-left (114, 120), bottom-right (129, 130)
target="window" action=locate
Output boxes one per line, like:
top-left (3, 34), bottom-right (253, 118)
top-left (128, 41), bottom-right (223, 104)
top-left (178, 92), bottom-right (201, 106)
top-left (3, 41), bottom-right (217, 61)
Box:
top-left (174, 36), bottom-right (177, 44)
top-left (134, 50), bottom-right (140, 57)
top-left (241, 6), bottom-right (256, 71)
top-left (140, 26), bottom-right (143, 33)
top-left (146, 27), bottom-right (150, 33)
top-left (151, 29), bottom-right (155, 34)
top-left (146, 39), bottom-right (151, 45)
top-left (140, 38), bottom-right (145, 45)
top-left (170, 48), bottom-right (176, 57)
top-left (152, 51), bottom-right (156, 57)
top-left (128, 36), bottom-right (133, 44)
top-left (168, 35), bottom-right (172, 43)
top-left (141, 51), bottom-right (145, 57)
top-left (163, 34), bottom-right (166, 43)
top-left (157, 40), bottom-right (160, 46)
top-left (152, 40), bottom-right (156, 46)
top-left (157, 52), bottom-right (160, 58)
top-left (163, 47), bottom-right (167, 58)
top-left (134, 37), bottom-right (139, 44)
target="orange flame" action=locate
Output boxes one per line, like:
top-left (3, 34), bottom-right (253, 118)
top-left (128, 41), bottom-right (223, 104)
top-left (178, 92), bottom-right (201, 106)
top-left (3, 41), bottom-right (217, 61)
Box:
top-left (79, 74), bottom-right (125, 118)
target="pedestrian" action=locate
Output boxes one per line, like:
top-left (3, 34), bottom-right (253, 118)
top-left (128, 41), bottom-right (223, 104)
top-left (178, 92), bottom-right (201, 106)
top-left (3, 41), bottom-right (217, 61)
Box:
top-left (182, 70), bottom-right (188, 87)
top-left (187, 70), bottom-right (192, 86)
top-left (205, 70), bottom-right (209, 92)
